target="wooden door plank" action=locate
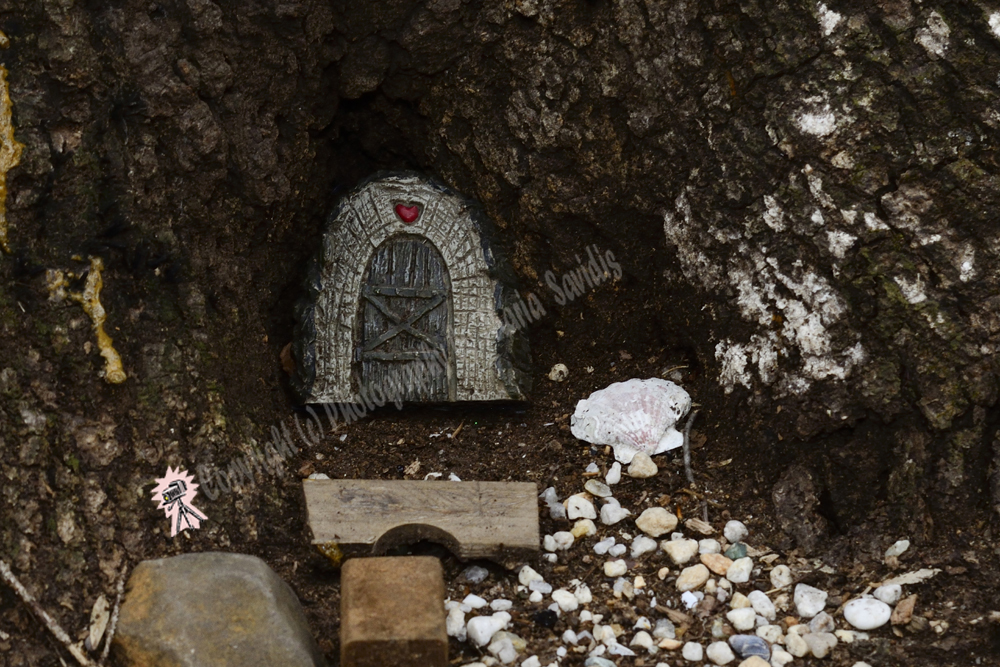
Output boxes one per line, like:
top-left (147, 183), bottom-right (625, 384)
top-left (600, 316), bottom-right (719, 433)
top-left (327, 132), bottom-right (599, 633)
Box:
top-left (304, 479), bottom-right (539, 562)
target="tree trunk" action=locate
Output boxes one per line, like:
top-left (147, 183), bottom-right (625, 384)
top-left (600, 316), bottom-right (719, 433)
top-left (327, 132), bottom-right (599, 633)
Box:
top-left (1, 0), bottom-right (998, 661)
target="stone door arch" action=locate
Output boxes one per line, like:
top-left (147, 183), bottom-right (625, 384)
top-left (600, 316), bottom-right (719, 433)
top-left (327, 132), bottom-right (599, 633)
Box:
top-left (293, 172), bottom-right (530, 405)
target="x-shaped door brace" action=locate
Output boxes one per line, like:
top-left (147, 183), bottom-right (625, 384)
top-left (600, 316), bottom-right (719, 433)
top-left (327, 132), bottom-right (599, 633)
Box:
top-left (361, 285), bottom-right (447, 358)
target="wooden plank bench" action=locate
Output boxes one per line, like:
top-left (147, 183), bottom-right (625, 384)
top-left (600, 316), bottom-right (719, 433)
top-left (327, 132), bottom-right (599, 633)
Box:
top-left (303, 479), bottom-right (539, 565)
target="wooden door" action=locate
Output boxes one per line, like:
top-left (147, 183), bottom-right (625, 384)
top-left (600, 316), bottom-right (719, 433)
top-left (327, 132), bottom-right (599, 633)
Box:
top-left (357, 236), bottom-right (452, 403)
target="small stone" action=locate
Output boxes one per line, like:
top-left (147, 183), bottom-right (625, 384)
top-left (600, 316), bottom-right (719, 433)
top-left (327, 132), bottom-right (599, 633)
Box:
top-left (884, 539), bottom-right (910, 559)
top-left (724, 520), bottom-right (749, 543)
top-left (572, 519), bottom-right (598, 538)
top-left (737, 657), bottom-right (770, 667)
top-left (594, 537), bottom-right (615, 555)
top-left (551, 589), bottom-right (579, 612)
top-left (491, 600), bottom-right (512, 611)
top-left (851, 663), bottom-right (873, 667)
top-left (676, 564), bottom-right (711, 592)
top-left (518, 566), bottom-right (543, 586)
top-left (747, 591), bottom-right (776, 621)
top-left (447, 607), bottom-right (467, 641)
top-left (808, 610), bottom-right (835, 633)
top-left (726, 557), bottom-right (753, 584)
top-left (803, 631), bottom-right (837, 658)
top-left (699, 539), bottom-right (722, 554)
top-left (835, 629), bottom-right (867, 643)
top-left (567, 494), bottom-right (597, 520)
top-left (543, 535), bottom-right (558, 552)
top-left (793, 584), bottom-right (828, 619)
top-left (584, 658), bottom-right (616, 667)
top-left (539, 487), bottom-right (567, 520)
top-left (755, 624), bottom-right (783, 644)
top-left (730, 592), bottom-right (751, 608)
top-left (608, 543), bottom-right (627, 557)
top-left (769, 565), bottom-right (793, 589)
top-left (706, 641), bottom-right (737, 665)
top-left (585, 480), bottom-right (613, 497)
top-left (634, 616), bottom-right (652, 631)
top-left (726, 608), bottom-right (757, 632)
top-left (701, 553), bottom-right (733, 576)
top-left (528, 580), bottom-right (552, 594)
top-left (843, 597), bottom-right (892, 630)
top-left (685, 518), bottom-right (715, 535)
top-left (461, 566), bottom-right (490, 584)
top-left (552, 531), bottom-right (574, 550)
top-left (606, 462), bottom-right (622, 485)
top-left (604, 560), bottom-right (628, 577)
top-left (627, 452), bottom-right (658, 478)
top-left (728, 634), bottom-right (770, 660)
top-left (521, 656), bottom-right (540, 667)
top-left (600, 498), bottom-right (631, 525)
top-left (658, 637), bottom-right (683, 650)
top-left (891, 594), bottom-right (916, 625)
top-left (770, 649), bottom-right (794, 667)
top-left (630, 631), bottom-right (654, 650)
top-left (488, 635), bottom-right (517, 664)
top-left (468, 612), bottom-right (512, 647)
top-left (873, 584), bottom-right (902, 605)
top-left (574, 582), bottom-right (593, 605)
top-left (528, 591), bottom-right (542, 603)
top-left (631, 536), bottom-right (658, 558)
top-left (636, 507), bottom-right (679, 537)
top-left (548, 364), bottom-right (569, 381)
top-left (682, 642), bottom-right (704, 661)
top-left (662, 538), bottom-right (700, 565)
top-left (464, 595), bottom-right (488, 609)
top-left (653, 619), bottom-right (676, 640)
top-left (784, 632), bottom-right (809, 658)
top-left (724, 543), bottom-right (747, 560)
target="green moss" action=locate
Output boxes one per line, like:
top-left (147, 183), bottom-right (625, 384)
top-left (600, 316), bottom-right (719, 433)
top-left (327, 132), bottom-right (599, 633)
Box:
top-left (65, 453), bottom-right (80, 473)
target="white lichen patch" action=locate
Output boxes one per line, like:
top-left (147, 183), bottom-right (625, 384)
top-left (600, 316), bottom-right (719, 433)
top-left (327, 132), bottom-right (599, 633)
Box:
top-left (816, 3), bottom-right (844, 36)
top-left (796, 105), bottom-right (838, 137)
top-left (763, 195), bottom-right (786, 232)
top-left (916, 11), bottom-right (950, 58)
top-left (0, 63), bottom-right (24, 254)
top-left (990, 12), bottom-right (1000, 41)
top-left (958, 246), bottom-right (976, 283)
top-left (894, 275), bottom-right (928, 305)
top-left (70, 257), bottom-right (127, 384)
top-left (864, 211), bottom-right (889, 231)
top-left (826, 230), bottom-right (856, 258)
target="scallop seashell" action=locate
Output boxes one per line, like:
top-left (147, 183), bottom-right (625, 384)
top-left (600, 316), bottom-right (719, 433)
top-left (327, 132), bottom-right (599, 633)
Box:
top-left (570, 378), bottom-right (691, 464)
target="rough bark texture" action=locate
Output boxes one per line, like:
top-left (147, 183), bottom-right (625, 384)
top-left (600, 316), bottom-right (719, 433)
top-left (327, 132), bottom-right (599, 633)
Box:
top-left (2, 0), bottom-right (1000, 662)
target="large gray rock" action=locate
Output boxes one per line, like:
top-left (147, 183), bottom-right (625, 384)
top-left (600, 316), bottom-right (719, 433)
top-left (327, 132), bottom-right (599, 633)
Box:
top-left (113, 552), bottom-right (326, 667)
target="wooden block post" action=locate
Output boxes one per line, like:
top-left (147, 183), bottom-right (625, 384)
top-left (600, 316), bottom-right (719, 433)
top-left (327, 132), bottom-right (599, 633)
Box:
top-left (341, 556), bottom-right (447, 667)
top-left (303, 479), bottom-right (539, 564)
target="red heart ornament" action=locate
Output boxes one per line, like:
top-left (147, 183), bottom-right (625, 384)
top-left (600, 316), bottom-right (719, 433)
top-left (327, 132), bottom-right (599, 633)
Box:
top-left (395, 204), bottom-right (420, 224)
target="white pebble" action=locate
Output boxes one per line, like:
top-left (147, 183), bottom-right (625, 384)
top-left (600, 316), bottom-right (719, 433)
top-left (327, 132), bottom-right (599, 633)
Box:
top-left (884, 539), bottom-right (910, 559)
top-left (528, 580), bottom-right (552, 594)
top-left (585, 479), bottom-right (613, 497)
top-left (631, 536), bottom-right (658, 558)
top-left (635, 507), bottom-right (679, 537)
top-left (528, 591), bottom-right (542, 603)
top-left (541, 553), bottom-right (557, 564)
top-left (630, 631), bottom-right (655, 650)
top-left (489, 635), bottom-right (517, 664)
top-left (467, 612), bottom-right (511, 647)
top-left (681, 642), bottom-right (704, 662)
top-left (634, 616), bottom-right (652, 630)
top-left (463, 594), bottom-right (488, 609)
top-left (725, 557), bottom-right (753, 584)
top-left (539, 487), bottom-right (566, 520)
top-left (491, 599), bottom-right (512, 611)
top-left (606, 462), bottom-right (622, 485)
top-left (809, 611), bottom-right (835, 633)
top-left (726, 607), bottom-right (756, 632)
top-left (680, 591), bottom-right (700, 609)
top-left (574, 582), bottom-right (593, 604)
top-left (803, 631), bottom-right (838, 659)
top-left (600, 498), bottom-right (631, 525)
top-left (594, 537), bottom-right (616, 555)
top-left (606, 643), bottom-right (636, 656)
top-left (586, 462), bottom-right (600, 473)
top-left (843, 597), bottom-right (892, 630)
top-left (747, 590), bottom-right (776, 621)
top-left (769, 564), bottom-right (793, 589)
top-left (548, 364), bottom-right (568, 381)
top-left (771, 648), bottom-right (795, 667)
top-left (521, 656), bottom-right (540, 667)
top-left (873, 584), bottom-right (902, 605)
top-left (543, 535), bottom-right (558, 552)
top-left (662, 538), bottom-right (699, 565)
top-left (699, 539), bottom-right (722, 554)
top-left (723, 520), bottom-right (748, 543)
top-left (604, 559), bottom-right (628, 577)
top-left (518, 566), bottom-right (543, 586)
top-left (676, 564), bottom-right (710, 592)
top-left (552, 589), bottom-right (579, 612)
top-left (608, 543), bottom-right (628, 557)
top-left (572, 519), bottom-right (597, 538)
top-left (562, 629), bottom-right (578, 645)
top-left (756, 624), bottom-right (784, 644)
top-left (567, 494), bottom-right (597, 520)
top-left (793, 583), bottom-right (828, 619)
top-left (627, 452), bottom-right (658, 478)
top-left (447, 607), bottom-right (467, 640)
top-left (706, 640), bottom-right (736, 665)
top-left (784, 631), bottom-right (809, 658)
top-left (552, 531), bottom-right (574, 550)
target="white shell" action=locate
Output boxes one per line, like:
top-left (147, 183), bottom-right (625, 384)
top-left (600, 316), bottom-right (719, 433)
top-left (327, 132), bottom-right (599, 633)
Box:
top-left (570, 378), bottom-right (692, 463)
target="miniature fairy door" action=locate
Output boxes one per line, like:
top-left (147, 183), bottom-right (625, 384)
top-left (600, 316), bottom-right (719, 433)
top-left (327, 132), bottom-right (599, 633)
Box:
top-left (357, 235), bottom-right (453, 402)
